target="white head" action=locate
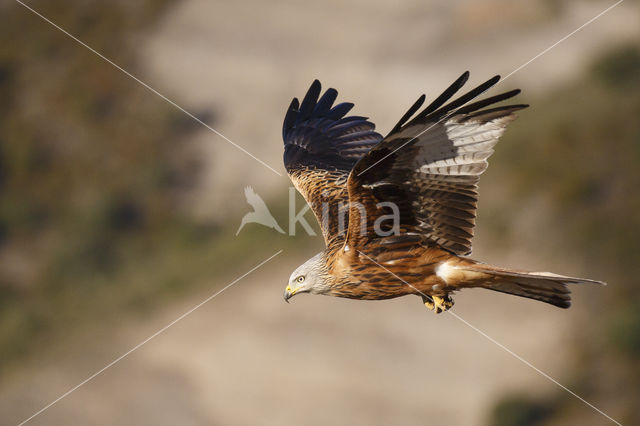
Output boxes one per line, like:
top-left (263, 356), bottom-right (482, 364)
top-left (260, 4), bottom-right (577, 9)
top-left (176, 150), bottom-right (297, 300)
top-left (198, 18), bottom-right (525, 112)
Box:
top-left (284, 252), bottom-right (329, 302)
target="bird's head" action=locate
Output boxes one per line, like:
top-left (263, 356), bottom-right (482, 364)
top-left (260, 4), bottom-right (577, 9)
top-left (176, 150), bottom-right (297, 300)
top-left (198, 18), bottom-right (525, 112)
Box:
top-left (284, 252), bottom-right (328, 302)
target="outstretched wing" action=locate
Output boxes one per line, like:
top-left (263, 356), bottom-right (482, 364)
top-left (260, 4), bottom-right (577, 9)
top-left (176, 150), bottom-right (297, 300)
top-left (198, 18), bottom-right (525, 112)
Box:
top-left (283, 80), bottom-right (383, 248)
top-left (345, 72), bottom-right (527, 255)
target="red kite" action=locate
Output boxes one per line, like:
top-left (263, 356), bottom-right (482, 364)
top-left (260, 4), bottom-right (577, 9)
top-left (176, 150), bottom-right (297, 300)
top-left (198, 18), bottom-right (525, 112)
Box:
top-left (282, 73), bottom-right (604, 312)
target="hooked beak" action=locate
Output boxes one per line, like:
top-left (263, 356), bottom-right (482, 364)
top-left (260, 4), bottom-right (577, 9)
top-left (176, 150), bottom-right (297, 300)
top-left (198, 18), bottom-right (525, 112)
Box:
top-left (283, 285), bottom-right (298, 303)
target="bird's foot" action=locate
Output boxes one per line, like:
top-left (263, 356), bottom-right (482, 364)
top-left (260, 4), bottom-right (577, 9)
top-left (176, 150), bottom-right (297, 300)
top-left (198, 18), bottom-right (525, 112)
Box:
top-left (422, 295), bottom-right (435, 311)
top-left (433, 295), bottom-right (454, 313)
top-left (423, 295), bottom-right (454, 313)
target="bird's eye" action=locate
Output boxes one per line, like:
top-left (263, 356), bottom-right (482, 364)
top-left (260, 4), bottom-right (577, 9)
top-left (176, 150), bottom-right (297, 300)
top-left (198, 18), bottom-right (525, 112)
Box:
top-left (296, 276), bottom-right (305, 283)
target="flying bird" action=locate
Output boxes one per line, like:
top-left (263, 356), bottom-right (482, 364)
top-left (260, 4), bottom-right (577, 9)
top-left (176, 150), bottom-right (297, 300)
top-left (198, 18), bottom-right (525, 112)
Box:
top-left (282, 73), bottom-right (604, 312)
top-left (236, 186), bottom-right (285, 235)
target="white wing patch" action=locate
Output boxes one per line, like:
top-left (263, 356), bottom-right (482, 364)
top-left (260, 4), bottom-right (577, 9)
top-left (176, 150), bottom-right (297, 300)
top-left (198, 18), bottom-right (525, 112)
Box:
top-left (415, 117), bottom-right (512, 176)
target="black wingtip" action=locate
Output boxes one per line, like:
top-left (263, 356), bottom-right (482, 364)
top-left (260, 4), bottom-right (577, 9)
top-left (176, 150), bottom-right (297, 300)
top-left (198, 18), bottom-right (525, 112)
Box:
top-left (310, 79), bottom-right (322, 98)
top-left (433, 74), bottom-right (503, 117)
top-left (282, 97), bottom-right (300, 140)
top-left (480, 75), bottom-right (501, 93)
top-left (314, 87), bottom-right (338, 116)
top-left (480, 75), bottom-right (502, 93)
top-left (417, 72), bottom-right (472, 119)
top-left (326, 102), bottom-right (354, 120)
top-left (455, 87), bottom-right (523, 117)
top-left (299, 80), bottom-right (322, 121)
top-left (390, 94), bottom-right (426, 133)
top-left (453, 71), bottom-right (471, 90)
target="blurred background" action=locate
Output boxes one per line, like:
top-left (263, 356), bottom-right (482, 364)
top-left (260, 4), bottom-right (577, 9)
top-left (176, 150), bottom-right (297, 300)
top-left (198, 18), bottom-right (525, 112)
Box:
top-left (1, 0), bottom-right (639, 425)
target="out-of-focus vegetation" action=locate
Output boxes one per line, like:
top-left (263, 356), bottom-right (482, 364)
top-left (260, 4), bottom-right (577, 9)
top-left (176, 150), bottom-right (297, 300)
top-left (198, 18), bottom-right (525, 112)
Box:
top-left (0, 0), bottom-right (297, 371)
top-left (488, 44), bottom-right (640, 425)
top-left (491, 394), bottom-right (555, 426)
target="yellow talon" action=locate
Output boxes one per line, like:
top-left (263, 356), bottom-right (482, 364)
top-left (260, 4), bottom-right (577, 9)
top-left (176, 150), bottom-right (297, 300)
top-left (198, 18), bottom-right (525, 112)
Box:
top-left (432, 295), bottom-right (454, 313)
top-left (422, 295), bottom-right (435, 311)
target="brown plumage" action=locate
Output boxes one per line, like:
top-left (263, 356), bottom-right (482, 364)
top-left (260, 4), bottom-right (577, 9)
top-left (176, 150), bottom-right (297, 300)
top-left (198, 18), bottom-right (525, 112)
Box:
top-left (282, 74), bottom-right (605, 312)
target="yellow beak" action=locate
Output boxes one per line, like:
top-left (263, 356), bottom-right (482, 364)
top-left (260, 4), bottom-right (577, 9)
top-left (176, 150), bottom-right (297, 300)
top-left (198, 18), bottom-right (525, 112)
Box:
top-left (283, 285), bottom-right (298, 303)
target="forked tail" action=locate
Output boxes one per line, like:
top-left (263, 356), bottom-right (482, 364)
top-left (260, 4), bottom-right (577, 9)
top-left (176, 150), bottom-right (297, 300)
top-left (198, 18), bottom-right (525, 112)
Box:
top-left (458, 263), bottom-right (606, 308)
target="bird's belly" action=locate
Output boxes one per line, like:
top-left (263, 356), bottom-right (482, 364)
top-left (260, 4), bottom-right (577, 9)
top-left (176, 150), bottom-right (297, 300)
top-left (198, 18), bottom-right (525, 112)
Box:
top-left (328, 282), bottom-right (412, 300)
top-left (329, 272), bottom-right (442, 300)
top-left (326, 245), bottom-right (453, 300)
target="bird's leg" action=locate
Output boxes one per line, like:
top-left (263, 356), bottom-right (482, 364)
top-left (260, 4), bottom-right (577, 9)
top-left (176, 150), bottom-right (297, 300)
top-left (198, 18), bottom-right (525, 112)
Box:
top-left (422, 295), bottom-right (435, 311)
top-left (422, 294), bottom-right (454, 313)
top-left (432, 295), bottom-right (455, 313)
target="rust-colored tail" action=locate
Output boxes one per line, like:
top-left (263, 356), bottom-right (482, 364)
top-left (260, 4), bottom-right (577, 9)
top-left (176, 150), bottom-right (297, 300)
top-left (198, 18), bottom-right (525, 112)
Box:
top-left (458, 263), bottom-right (606, 308)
